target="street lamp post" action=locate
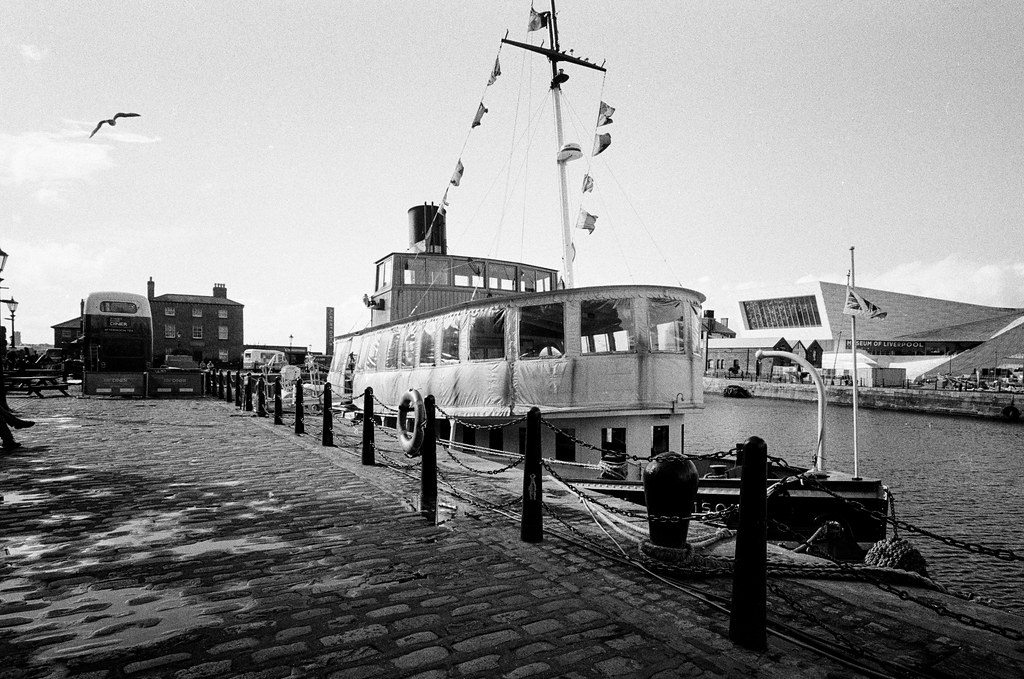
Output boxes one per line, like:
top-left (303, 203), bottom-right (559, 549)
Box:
top-left (6, 299), bottom-right (17, 349)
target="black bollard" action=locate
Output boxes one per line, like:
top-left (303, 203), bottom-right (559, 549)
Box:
top-left (420, 395), bottom-right (437, 522)
top-left (729, 436), bottom-right (768, 651)
top-left (257, 375), bottom-right (268, 417)
top-left (218, 370), bottom-right (225, 399)
top-left (361, 387), bottom-right (375, 465)
top-left (225, 370), bottom-right (232, 403)
top-left (294, 377), bottom-right (305, 434)
top-left (274, 376), bottom-right (283, 425)
top-left (643, 452), bottom-right (699, 548)
top-left (321, 382), bottom-right (334, 446)
top-left (235, 371), bottom-right (242, 408)
top-left (521, 407), bottom-right (543, 543)
top-left (244, 374), bottom-right (253, 412)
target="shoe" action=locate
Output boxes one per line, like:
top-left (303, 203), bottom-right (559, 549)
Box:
top-left (2, 441), bottom-right (22, 450)
top-left (11, 419), bottom-right (34, 430)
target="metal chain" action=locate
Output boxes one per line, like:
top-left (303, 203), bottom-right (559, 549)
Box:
top-left (433, 403), bottom-right (530, 431)
top-left (765, 580), bottom-right (867, 657)
top-left (440, 441), bottom-right (525, 475)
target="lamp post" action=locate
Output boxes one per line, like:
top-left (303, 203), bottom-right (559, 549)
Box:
top-left (6, 298), bottom-right (17, 349)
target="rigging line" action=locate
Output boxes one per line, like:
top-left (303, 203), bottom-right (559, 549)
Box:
top-left (413, 40), bottom-right (508, 267)
top-left (599, 159), bottom-right (685, 288)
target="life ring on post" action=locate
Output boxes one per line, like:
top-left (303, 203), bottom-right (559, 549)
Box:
top-left (1001, 404), bottom-right (1020, 420)
top-left (398, 389), bottom-right (426, 456)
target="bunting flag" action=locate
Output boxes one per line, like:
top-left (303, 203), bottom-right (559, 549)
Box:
top-left (487, 56), bottom-right (501, 86)
top-left (592, 132), bottom-right (611, 156)
top-left (528, 7), bottom-right (548, 32)
top-left (450, 159), bottom-right (464, 186)
top-left (472, 103), bottom-right (488, 128)
top-left (581, 174), bottom-right (594, 193)
top-left (843, 287), bottom-right (887, 319)
top-left (597, 101), bottom-right (615, 126)
top-left (576, 210), bottom-right (597, 233)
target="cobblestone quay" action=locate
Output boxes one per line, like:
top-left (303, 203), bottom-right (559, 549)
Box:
top-left (2, 390), bottom-right (1022, 678)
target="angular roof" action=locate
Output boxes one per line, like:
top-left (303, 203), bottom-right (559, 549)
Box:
top-left (151, 293), bottom-right (242, 306)
top-left (919, 322), bottom-right (1024, 377)
top-left (52, 317), bottom-right (81, 329)
top-left (708, 337), bottom-right (790, 350)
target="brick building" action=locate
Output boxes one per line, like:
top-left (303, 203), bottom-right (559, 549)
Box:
top-left (52, 317), bottom-right (82, 354)
top-left (147, 278), bottom-right (244, 366)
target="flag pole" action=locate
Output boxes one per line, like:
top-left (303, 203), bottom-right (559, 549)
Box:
top-left (849, 246), bottom-right (860, 479)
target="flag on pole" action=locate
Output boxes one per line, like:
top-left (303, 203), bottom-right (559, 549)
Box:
top-left (592, 132), bottom-right (611, 156)
top-left (597, 101), bottom-right (615, 126)
top-left (487, 56), bottom-right (501, 85)
top-left (450, 159), bottom-right (464, 186)
top-left (576, 210), bottom-right (597, 233)
top-left (843, 287), bottom-right (887, 319)
top-left (581, 174), bottom-right (594, 193)
top-left (472, 103), bottom-right (488, 128)
top-left (528, 8), bottom-right (548, 32)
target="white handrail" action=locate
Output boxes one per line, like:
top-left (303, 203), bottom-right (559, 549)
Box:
top-left (755, 350), bottom-right (826, 473)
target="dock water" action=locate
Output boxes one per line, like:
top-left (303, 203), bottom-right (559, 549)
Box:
top-left (2, 389), bottom-right (1022, 678)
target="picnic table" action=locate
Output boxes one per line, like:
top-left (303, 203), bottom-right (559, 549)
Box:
top-left (3, 371), bottom-right (71, 398)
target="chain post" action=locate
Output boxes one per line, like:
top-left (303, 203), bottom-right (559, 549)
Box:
top-left (362, 387), bottom-right (375, 465)
top-left (420, 395), bottom-right (437, 522)
top-left (224, 370), bottom-right (232, 403)
top-left (234, 371), bottom-right (242, 408)
top-left (274, 376), bottom-right (283, 425)
top-left (521, 407), bottom-right (543, 543)
top-left (294, 376), bottom-right (305, 434)
top-left (244, 374), bottom-right (253, 412)
top-left (729, 436), bottom-right (768, 651)
top-left (256, 374), bottom-right (268, 417)
top-left (321, 381), bottom-right (334, 446)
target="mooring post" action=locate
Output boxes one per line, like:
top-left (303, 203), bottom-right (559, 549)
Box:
top-left (420, 395), bottom-right (438, 522)
top-left (521, 407), bottom-right (543, 543)
top-left (225, 370), bottom-right (232, 403)
top-left (256, 375), bottom-right (268, 417)
top-left (274, 376), bottom-right (283, 425)
top-left (294, 377), bottom-right (305, 434)
top-left (643, 452), bottom-right (699, 548)
top-left (216, 370), bottom-right (223, 399)
top-left (321, 382), bottom-right (334, 446)
top-left (234, 371), bottom-right (242, 408)
top-left (362, 387), bottom-right (375, 465)
top-left (729, 436), bottom-right (768, 651)
top-left (244, 374), bottom-right (253, 412)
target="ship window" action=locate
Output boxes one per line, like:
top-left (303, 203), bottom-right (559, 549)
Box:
top-left (691, 303), bottom-right (702, 355)
top-left (488, 264), bottom-right (516, 291)
top-left (653, 426), bottom-right (670, 455)
top-left (537, 273), bottom-right (553, 292)
top-left (385, 330), bottom-right (401, 369)
top-left (601, 427), bottom-right (627, 457)
top-left (419, 322), bottom-right (437, 366)
top-left (440, 318), bottom-right (461, 364)
top-left (362, 333), bottom-right (381, 371)
top-left (400, 327), bottom-right (418, 369)
top-left (330, 339), bottom-right (352, 373)
top-left (453, 260), bottom-right (484, 288)
top-left (403, 259), bottom-right (426, 285)
top-left (376, 258), bottom-right (393, 291)
top-left (649, 298), bottom-right (688, 353)
top-left (469, 308), bottom-right (506, 361)
top-left (425, 259), bottom-right (450, 286)
top-left (519, 303), bottom-right (564, 359)
top-left (580, 299), bottom-right (633, 354)
top-left (519, 269), bottom-right (537, 293)
top-left (555, 428), bottom-right (576, 462)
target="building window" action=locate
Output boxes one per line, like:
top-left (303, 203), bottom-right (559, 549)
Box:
top-left (164, 307), bottom-right (175, 316)
top-left (61, 329), bottom-right (74, 339)
top-left (218, 326), bottom-right (228, 340)
top-left (741, 296), bottom-right (821, 330)
top-left (218, 309), bottom-right (228, 319)
top-left (193, 325), bottom-right (203, 340)
top-left (164, 324), bottom-right (176, 339)
top-left (192, 308), bottom-right (203, 318)
top-left (218, 349), bottom-right (229, 361)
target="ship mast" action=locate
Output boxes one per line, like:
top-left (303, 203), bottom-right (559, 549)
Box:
top-left (502, 0), bottom-right (605, 289)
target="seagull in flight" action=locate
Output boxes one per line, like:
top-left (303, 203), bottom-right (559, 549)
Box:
top-left (89, 112), bottom-right (140, 138)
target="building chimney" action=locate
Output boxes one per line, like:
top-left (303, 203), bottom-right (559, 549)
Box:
top-left (213, 283), bottom-right (227, 299)
top-left (147, 277), bottom-right (155, 299)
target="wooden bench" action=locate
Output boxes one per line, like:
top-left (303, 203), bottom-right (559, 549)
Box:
top-left (4, 373), bottom-right (71, 398)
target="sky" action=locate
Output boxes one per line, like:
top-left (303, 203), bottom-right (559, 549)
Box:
top-left (3, 1), bottom-right (1023, 349)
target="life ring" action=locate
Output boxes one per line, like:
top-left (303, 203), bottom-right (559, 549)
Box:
top-left (1001, 405), bottom-right (1020, 420)
top-left (398, 389), bottom-right (426, 456)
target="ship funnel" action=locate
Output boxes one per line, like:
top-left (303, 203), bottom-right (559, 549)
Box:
top-left (408, 204), bottom-right (447, 255)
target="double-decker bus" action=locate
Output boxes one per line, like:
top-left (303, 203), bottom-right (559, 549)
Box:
top-left (82, 292), bottom-right (153, 395)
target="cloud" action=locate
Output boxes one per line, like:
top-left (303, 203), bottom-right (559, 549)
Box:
top-left (869, 255), bottom-right (1024, 309)
top-left (20, 45), bottom-right (49, 62)
top-left (0, 131), bottom-right (113, 186)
